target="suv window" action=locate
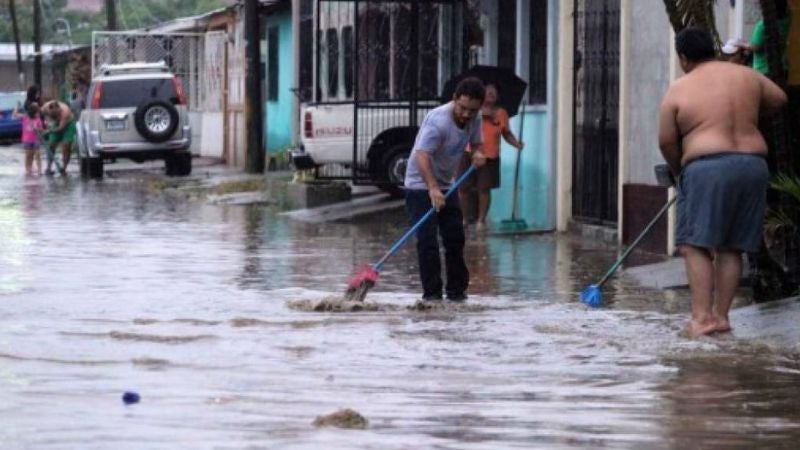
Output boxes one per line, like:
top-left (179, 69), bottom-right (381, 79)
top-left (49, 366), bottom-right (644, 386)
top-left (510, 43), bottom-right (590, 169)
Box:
top-left (99, 78), bottom-right (178, 108)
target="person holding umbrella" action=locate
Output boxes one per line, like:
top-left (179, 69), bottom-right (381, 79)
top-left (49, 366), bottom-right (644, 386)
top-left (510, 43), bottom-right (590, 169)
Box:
top-left (457, 83), bottom-right (524, 231)
top-left (403, 77), bottom-right (487, 302)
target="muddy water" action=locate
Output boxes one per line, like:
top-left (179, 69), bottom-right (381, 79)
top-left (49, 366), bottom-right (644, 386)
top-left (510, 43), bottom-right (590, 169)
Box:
top-left (1, 160), bottom-right (799, 449)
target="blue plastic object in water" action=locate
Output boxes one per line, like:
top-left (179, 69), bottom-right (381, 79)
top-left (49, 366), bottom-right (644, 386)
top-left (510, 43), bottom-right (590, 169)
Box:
top-left (122, 391), bottom-right (140, 404)
top-left (579, 196), bottom-right (677, 308)
top-left (579, 284), bottom-right (603, 308)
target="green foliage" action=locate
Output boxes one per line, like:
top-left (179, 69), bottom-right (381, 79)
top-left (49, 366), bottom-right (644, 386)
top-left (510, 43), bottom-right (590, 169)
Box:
top-left (0, 0), bottom-right (233, 46)
top-left (766, 173), bottom-right (800, 234)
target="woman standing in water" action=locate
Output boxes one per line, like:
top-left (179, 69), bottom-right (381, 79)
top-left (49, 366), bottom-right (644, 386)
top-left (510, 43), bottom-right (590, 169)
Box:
top-left (458, 84), bottom-right (524, 231)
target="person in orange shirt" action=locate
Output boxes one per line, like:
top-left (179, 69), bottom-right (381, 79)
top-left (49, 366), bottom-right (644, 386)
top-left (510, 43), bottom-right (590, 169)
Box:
top-left (457, 84), bottom-right (524, 231)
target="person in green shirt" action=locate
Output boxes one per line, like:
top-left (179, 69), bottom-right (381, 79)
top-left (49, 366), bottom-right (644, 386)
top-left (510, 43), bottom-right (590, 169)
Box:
top-left (748, 0), bottom-right (791, 75)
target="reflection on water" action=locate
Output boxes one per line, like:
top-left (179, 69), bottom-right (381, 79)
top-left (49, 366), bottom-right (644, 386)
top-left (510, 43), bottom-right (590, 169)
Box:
top-left (0, 169), bottom-right (798, 449)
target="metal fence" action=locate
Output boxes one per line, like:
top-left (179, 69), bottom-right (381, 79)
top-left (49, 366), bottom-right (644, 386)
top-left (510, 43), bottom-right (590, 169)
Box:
top-left (313, 0), bottom-right (467, 183)
top-left (91, 31), bottom-right (215, 112)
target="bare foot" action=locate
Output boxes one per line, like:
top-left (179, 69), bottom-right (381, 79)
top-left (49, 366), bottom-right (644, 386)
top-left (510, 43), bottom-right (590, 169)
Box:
top-left (476, 222), bottom-right (486, 232)
top-left (684, 318), bottom-right (718, 338)
top-left (712, 316), bottom-right (732, 333)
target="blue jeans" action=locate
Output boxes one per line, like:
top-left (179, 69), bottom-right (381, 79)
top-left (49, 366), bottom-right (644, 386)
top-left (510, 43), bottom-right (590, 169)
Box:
top-left (405, 189), bottom-right (469, 298)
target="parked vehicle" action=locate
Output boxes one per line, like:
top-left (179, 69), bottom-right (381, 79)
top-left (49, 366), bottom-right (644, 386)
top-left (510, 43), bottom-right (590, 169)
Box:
top-left (76, 62), bottom-right (192, 179)
top-left (0, 91), bottom-right (26, 143)
top-left (292, 2), bottom-right (461, 198)
top-left (294, 102), bottom-right (434, 197)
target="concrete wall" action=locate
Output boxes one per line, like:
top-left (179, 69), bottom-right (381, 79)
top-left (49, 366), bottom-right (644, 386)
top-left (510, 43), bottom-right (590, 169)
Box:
top-left (489, 110), bottom-right (553, 230)
top-left (623, 1), bottom-right (671, 186)
top-left (196, 112), bottom-right (225, 158)
top-left (264, 8), bottom-right (295, 154)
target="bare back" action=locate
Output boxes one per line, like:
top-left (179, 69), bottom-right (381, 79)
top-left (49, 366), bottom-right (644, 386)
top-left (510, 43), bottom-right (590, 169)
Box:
top-left (43, 100), bottom-right (74, 125)
top-left (660, 61), bottom-right (786, 166)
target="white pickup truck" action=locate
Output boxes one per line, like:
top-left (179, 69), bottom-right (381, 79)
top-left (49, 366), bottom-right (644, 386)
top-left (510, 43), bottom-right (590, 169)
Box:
top-left (292, 101), bottom-right (438, 197)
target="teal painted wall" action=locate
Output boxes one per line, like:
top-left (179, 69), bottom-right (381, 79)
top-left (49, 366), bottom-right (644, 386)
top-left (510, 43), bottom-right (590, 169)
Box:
top-left (487, 109), bottom-right (554, 231)
top-left (264, 9), bottom-right (294, 154)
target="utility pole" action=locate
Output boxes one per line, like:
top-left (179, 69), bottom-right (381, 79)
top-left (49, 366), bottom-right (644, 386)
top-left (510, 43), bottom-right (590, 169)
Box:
top-left (9, 0), bottom-right (25, 89)
top-left (106, 0), bottom-right (118, 31)
top-left (244, 0), bottom-right (265, 173)
top-left (33, 0), bottom-right (42, 89)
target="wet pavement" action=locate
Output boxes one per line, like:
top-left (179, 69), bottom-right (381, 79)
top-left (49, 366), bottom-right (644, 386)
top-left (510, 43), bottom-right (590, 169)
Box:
top-left (1, 148), bottom-right (799, 449)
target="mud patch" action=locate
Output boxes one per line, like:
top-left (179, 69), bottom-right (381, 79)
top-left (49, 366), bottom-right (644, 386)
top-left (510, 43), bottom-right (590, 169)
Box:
top-left (131, 357), bottom-right (171, 368)
top-left (313, 408), bottom-right (368, 429)
top-left (287, 297), bottom-right (387, 312)
top-left (173, 318), bottom-right (222, 326)
top-left (213, 178), bottom-right (266, 195)
top-left (406, 300), bottom-right (488, 313)
top-left (208, 191), bottom-right (271, 206)
top-left (230, 317), bottom-right (280, 328)
top-left (280, 346), bottom-right (315, 358)
top-left (109, 331), bottom-right (216, 344)
top-left (133, 318), bottom-right (221, 326)
top-left (133, 318), bottom-right (159, 325)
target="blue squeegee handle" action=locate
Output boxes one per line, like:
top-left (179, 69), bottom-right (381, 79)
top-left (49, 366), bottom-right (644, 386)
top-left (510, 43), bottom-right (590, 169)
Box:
top-left (596, 195), bottom-right (677, 287)
top-left (374, 164), bottom-right (477, 272)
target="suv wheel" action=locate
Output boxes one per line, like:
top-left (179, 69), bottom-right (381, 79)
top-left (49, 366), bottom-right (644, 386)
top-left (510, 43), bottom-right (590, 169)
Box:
top-left (369, 143), bottom-right (409, 198)
top-left (165, 151), bottom-right (192, 177)
top-left (134, 100), bottom-right (179, 143)
top-left (81, 157), bottom-right (103, 179)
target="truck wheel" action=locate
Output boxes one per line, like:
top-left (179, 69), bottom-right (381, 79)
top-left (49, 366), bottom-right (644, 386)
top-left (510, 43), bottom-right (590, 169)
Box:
top-left (370, 143), bottom-right (409, 198)
top-left (165, 151), bottom-right (192, 177)
top-left (83, 157), bottom-right (103, 179)
top-left (80, 157), bottom-right (88, 178)
top-left (134, 100), bottom-right (179, 143)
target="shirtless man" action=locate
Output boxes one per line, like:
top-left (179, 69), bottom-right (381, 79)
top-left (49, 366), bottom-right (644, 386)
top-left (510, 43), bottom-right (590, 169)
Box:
top-left (41, 100), bottom-right (76, 175)
top-left (658, 27), bottom-right (787, 338)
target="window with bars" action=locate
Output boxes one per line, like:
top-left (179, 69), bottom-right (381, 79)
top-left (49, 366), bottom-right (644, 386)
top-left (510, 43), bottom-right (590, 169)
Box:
top-left (298, 0), bottom-right (313, 102)
top-left (326, 28), bottom-right (339, 98)
top-left (529, 0), bottom-right (548, 104)
top-left (342, 26), bottom-right (354, 98)
top-left (267, 26), bottom-right (279, 101)
top-left (497, 0), bottom-right (516, 71)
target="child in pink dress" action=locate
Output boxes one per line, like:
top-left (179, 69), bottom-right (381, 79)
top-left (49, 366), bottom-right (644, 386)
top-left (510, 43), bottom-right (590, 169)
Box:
top-left (15, 102), bottom-right (43, 176)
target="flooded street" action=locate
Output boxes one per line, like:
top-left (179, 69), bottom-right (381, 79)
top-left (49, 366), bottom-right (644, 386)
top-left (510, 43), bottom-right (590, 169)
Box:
top-left (1, 152), bottom-right (799, 449)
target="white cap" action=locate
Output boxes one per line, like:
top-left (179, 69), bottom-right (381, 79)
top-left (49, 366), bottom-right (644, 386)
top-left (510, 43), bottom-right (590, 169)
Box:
top-left (722, 38), bottom-right (744, 55)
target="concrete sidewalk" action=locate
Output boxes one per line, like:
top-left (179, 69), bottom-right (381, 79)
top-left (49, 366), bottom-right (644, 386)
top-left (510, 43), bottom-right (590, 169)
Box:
top-left (623, 256), bottom-right (751, 289)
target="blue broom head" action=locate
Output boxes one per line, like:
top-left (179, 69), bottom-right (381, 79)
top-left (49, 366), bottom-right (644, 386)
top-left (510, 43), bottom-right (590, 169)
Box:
top-left (580, 284), bottom-right (603, 308)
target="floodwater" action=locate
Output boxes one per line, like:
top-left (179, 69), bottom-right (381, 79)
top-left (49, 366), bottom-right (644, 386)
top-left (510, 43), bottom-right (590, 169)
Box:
top-left (1, 153), bottom-right (799, 449)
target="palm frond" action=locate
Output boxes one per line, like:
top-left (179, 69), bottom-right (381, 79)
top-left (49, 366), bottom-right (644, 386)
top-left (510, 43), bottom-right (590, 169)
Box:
top-left (770, 173), bottom-right (800, 203)
top-left (662, 0), bottom-right (721, 48)
top-left (765, 208), bottom-right (799, 230)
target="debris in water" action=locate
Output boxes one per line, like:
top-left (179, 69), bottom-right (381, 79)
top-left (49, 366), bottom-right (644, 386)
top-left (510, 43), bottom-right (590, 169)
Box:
top-left (122, 391), bottom-right (140, 405)
top-left (287, 297), bottom-right (382, 312)
top-left (313, 408), bottom-right (368, 429)
top-left (407, 300), bottom-right (488, 313)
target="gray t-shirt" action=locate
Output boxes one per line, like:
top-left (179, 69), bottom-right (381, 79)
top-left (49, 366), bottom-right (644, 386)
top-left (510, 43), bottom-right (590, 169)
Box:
top-left (404, 102), bottom-right (482, 190)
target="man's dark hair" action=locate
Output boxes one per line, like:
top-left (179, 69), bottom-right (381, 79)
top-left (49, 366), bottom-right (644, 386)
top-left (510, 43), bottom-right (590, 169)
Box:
top-left (675, 27), bottom-right (716, 62)
top-left (454, 77), bottom-right (485, 102)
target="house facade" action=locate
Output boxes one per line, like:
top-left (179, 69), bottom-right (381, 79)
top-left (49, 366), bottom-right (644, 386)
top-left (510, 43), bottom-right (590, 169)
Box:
top-left (470, 0), bottom-right (559, 232)
top-left (555, 0), bottom-right (770, 254)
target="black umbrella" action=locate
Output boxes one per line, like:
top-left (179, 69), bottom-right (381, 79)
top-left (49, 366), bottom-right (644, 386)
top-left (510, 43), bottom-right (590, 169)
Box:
top-left (441, 65), bottom-right (528, 117)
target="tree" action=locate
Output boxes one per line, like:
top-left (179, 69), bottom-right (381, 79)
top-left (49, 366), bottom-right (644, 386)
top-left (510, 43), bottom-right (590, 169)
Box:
top-left (0, 0), bottom-right (232, 45)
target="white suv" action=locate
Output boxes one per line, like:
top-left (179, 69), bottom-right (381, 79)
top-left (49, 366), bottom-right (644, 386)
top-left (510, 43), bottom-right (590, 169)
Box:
top-left (77, 62), bottom-right (192, 179)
